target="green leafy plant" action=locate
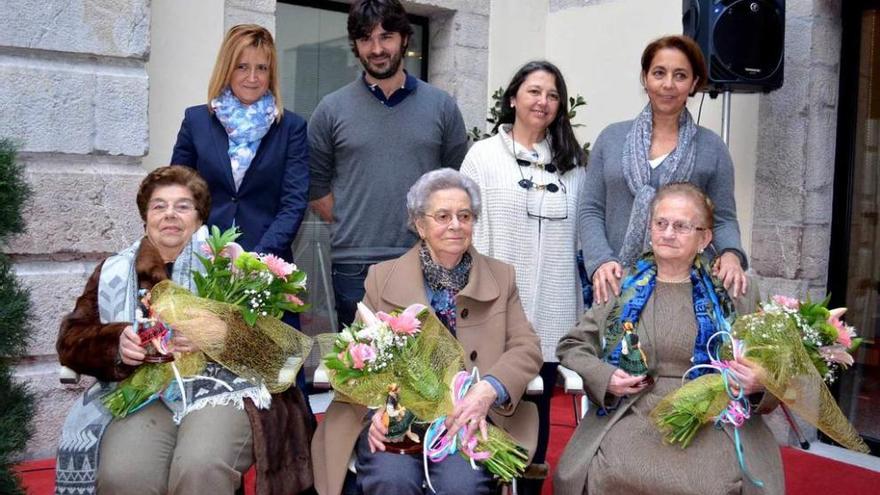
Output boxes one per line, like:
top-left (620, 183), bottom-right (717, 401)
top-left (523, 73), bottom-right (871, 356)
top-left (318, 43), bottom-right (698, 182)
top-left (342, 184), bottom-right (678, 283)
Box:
top-left (0, 138), bottom-right (34, 495)
top-left (468, 87), bottom-right (592, 160)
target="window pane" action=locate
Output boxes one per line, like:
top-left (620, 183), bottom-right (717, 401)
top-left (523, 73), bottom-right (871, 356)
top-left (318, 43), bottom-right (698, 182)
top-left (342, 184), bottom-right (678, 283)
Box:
top-left (841, 7), bottom-right (880, 446)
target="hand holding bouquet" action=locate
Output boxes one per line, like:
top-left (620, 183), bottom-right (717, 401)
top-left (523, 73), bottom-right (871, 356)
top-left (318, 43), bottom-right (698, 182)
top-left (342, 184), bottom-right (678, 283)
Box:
top-left (322, 303), bottom-right (528, 483)
top-left (651, 294), bottom-right (868, 454)
top-left (102, 226), bottom-right (312, 418)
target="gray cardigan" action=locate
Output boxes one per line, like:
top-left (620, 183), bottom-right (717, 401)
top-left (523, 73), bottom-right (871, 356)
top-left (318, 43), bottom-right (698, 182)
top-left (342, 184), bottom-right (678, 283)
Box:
top-left (578, 120), bottom-right (746, 278)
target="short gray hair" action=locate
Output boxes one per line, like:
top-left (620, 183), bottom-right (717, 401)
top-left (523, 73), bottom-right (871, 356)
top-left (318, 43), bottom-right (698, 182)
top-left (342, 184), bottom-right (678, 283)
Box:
top-left (406, 168), bottom-right (482, 230)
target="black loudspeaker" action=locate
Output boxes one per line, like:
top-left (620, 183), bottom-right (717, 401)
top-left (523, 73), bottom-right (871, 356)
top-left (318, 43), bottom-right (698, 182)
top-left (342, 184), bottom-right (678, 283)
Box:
top-left (682, 0), bottom-right (785, 94)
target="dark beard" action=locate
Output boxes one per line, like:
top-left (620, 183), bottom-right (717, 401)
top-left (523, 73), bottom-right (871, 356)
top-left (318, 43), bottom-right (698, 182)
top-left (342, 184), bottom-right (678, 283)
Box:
top-left (360, 42), bottom-right (406, 80)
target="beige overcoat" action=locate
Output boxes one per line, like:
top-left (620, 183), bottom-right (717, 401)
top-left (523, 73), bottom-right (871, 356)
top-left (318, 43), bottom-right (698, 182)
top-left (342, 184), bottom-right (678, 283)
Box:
top-left (311, 245), bottom-right (543, 495)
top-left (553, 281), bottom-right (785, 495)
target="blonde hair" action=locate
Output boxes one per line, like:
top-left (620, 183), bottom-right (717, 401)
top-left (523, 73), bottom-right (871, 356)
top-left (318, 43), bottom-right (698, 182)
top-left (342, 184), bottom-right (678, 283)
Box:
top-left (207, 24), bottom-right (282, 121)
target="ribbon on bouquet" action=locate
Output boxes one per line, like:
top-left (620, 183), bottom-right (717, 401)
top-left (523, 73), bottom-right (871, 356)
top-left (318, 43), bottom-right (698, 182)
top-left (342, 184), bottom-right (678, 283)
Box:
top-left (422, 367), bottom-right (490, 493)
top-left (683, 331), bottom-right (764, 488)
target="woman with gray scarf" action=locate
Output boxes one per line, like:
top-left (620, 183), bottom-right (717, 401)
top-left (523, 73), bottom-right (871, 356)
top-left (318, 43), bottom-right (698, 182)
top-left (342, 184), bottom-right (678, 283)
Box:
top-left (579, 35), bottom-right (748, 305)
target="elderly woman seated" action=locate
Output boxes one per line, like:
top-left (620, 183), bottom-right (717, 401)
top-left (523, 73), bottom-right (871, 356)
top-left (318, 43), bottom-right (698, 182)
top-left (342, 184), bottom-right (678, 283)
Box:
top-left (55, 166), bottom-right (314, 495)
top-left (554, 182), bottom-right (783, 495)
top-left (311, 169), bottom-right (543, 495)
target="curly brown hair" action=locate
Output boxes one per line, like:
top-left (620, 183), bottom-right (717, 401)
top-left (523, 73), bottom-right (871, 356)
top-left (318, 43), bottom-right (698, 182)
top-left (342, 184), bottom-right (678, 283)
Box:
top-left (136, 166), bottom-right (211, 223)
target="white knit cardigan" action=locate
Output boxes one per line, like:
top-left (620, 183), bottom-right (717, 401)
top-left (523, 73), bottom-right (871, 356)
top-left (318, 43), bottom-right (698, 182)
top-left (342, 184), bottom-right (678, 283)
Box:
top-left (461, 131), bottom-right (586, 361)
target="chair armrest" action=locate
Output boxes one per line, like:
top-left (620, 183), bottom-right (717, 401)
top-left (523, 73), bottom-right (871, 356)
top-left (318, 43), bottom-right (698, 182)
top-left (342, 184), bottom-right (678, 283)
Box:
top-left (313, 362), bottom-right (331, 390)
top-left (525, 374), bottom-right (543, 396)
top-left (59, 365), bottom-right (81, 385)
top-left (557, 365), bottom-right (584, 395)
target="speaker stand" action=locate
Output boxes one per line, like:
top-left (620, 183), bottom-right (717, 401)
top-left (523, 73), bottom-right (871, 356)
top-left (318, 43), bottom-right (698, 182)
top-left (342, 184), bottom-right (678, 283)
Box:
top-left (721, 90), bottom-right (732, 146)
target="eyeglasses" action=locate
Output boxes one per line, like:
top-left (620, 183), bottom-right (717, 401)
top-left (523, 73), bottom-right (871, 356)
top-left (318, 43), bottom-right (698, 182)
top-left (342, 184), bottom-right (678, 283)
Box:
top-left (511, 134), bottom-right (567, 221)
top-left (424, 209), bottom-right (475, 226)
top-left (148, 200), bottom-right (196, 215)
top-left (651, 218), bottom-right (706, 235)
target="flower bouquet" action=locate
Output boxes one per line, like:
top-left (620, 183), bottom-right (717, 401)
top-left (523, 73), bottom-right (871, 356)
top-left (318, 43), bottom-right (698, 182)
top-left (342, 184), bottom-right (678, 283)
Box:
top-left (650, 294), bottom-right (868, 455)
top-left (102, 226), bottom-right (312, 418)
top-left (322, 303), bottom-right (529, 484)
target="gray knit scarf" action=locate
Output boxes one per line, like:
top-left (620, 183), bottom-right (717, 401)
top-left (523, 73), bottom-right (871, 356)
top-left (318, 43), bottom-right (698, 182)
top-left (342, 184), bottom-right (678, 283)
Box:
top-left (619, 104), bottom-right (698, 266)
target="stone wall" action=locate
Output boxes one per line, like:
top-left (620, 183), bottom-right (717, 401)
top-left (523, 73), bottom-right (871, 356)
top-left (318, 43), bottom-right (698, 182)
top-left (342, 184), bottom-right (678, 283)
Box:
top-left (403, 0), bottom-right (490, 132)
top-left (752, 0), bottom-right (842, 302)
top-left (1, 0), bottom-right (151, 459)
top-left (751, 0), bottom-right (843, 442)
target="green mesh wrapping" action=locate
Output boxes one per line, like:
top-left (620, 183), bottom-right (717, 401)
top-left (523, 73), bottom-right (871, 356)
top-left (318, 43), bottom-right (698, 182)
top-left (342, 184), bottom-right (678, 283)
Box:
top-left (733, 312), bottom-right (868, 453)
top-left (650, 312), bottom-right (869, 453)
top-left (150, 280), bottom-right (313, 393)
top-left (322, 311), bottom-right (465, 421)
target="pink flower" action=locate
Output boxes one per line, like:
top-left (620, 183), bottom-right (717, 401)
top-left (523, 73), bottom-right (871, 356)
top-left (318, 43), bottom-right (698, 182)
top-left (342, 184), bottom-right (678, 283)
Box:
top-left (771, 295), bottom-right (800, 310)
top-left (819, 345), bottom-right (854, 367)
top-left (200, 243), bottom-right (214, 257)
top-left (828, 314), bottom-right (853, 347)
top-left (219, 241), bottom-right (244, 262)
top-left (285, 293), bottom-right (304, 306)
top-left (377, 303), bottom-right (426, 336)
top-left (347, 342), bottom-right (377, 370)
top-left (262, 254), bottom-right (295, 279)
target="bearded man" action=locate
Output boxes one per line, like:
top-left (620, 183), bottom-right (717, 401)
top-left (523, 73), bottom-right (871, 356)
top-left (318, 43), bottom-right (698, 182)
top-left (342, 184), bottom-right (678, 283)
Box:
top-left (308, 0), bottom-right (468, 330)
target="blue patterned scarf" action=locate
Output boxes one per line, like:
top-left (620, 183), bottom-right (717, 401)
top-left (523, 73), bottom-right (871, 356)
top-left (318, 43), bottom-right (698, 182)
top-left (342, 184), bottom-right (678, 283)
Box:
top-left (419, 242), bottom-right (471, 335)
top-left (602, 253), bottom-right (735, 379)
top-left (211, 87), bottom-right (276, 189)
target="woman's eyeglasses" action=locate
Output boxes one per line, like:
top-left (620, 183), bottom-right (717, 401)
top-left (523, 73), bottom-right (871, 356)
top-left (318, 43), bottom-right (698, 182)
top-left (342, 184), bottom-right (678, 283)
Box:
top-left (148, 200), bottom-right (196, 215)
top-left (424, 210), bottom-right (475, 226)
top-left (511, 132), bottom-right (567, 221)
top-left (651, 218), bottom-right (706, 235)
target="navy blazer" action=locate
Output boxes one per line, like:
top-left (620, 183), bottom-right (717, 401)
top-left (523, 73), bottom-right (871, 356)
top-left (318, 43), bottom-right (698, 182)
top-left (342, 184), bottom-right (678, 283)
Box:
top-left (171, 105), bottom-right (309, 262)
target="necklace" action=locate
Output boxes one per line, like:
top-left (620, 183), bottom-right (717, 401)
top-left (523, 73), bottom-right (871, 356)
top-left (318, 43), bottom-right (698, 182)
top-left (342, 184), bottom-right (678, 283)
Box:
top-left (656, 273), bottom-right (691, 284)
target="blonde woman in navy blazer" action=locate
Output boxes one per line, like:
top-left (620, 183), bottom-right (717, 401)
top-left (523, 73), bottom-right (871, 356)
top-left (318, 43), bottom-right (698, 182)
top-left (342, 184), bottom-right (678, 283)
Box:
top-left (171, 24), bottom-right (309, 263)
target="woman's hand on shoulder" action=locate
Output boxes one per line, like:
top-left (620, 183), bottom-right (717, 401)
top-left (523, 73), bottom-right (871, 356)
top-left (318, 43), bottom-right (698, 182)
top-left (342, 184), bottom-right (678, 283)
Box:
top-left (118, 325), bottom-right (146, 366)
top-left (367, 408), bottom-right (389, 454)
top-left (592, 261), bottom-right (623, 305)
top-left (713, 251), bottom-right (747, 298)
top-left (607, 368), bottom-right (648, 397)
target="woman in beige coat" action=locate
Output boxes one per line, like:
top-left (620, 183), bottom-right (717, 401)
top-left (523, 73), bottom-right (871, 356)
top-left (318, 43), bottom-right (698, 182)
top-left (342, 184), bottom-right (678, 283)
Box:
top-left (311, 169), bottom-right (542, 495)
top-left (555, 182), bottom-right (783, 495)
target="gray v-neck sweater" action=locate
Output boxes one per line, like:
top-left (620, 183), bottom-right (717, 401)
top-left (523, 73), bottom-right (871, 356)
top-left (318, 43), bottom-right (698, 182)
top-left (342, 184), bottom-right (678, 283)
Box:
top-left (308, 78), bottom-right (467, 264)
top-left (578, 120), bottom-right (746, 278)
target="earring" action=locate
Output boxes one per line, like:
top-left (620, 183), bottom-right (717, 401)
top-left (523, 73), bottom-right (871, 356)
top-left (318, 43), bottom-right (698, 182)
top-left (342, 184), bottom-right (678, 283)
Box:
top-left (698, 247), bottom-right (704, 254)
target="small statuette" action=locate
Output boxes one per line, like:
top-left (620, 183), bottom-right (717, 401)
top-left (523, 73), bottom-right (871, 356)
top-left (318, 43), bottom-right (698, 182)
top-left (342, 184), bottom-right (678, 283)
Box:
top-left (136, 288), bottom-right (174, 363)
top-left (382, 383), bottom-right (422, 454)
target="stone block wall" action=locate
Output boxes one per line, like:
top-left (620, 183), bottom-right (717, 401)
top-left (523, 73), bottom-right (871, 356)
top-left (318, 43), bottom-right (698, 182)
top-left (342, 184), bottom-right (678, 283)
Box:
top-left (1, 0), bottom-right (150, 460)
top-left (752, 0), bottom-right (842, 300)
top-left (751, 0), bottom-right (843, 443)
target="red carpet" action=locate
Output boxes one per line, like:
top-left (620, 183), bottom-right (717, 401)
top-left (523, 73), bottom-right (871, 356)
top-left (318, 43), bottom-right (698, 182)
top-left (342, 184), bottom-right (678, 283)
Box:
top-left (15, 388), bottom-right (880, 494)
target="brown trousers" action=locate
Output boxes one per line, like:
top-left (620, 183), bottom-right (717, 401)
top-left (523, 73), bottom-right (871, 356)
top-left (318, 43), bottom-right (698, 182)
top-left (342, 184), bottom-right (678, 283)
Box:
top-left (97, 401), bottom-right (254, 494)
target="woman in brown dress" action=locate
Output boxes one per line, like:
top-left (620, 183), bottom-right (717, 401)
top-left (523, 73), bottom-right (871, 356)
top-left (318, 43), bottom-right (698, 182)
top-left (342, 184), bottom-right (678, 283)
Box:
top-left (554, 182), bottom-right (783, 494)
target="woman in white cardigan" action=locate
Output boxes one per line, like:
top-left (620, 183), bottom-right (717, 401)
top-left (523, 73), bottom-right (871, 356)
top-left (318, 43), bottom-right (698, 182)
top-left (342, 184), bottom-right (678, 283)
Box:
top-left (460, 60), bottom-right (587, 478)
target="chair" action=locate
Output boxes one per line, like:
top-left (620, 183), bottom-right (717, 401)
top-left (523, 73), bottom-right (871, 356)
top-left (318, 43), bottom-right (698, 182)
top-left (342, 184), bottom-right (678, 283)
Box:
top-left (557, 365), bottom-right (588, 423)
top-left (59, 365), bottom-right (81, 385)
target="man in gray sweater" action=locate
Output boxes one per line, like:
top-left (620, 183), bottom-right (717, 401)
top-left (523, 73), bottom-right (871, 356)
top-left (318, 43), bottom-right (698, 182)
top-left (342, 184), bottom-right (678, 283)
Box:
top-left (308, 0), bottom-right (467, 329)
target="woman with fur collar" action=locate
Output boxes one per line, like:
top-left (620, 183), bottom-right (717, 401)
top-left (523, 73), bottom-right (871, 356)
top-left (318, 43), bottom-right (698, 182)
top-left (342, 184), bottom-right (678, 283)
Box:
top-left (55, 166), bottom-right (314, 495)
